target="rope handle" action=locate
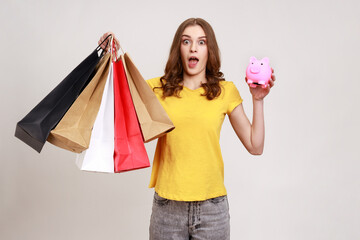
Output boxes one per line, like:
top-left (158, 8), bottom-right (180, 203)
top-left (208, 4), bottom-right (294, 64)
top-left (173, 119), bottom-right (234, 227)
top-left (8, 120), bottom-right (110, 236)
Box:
top-left (110, 36), bottom-right (117, 61)
top-left (111, 36), bottom-right (125, 61)
top-left (96, 33), bottom-right (125, 60)
top-left (96, 34), bottom-right (112, 56)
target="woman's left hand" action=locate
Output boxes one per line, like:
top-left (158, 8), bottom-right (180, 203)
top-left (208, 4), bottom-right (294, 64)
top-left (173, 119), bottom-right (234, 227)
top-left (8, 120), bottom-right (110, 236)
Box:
top-left (245, 68), bottom-right (276, 101)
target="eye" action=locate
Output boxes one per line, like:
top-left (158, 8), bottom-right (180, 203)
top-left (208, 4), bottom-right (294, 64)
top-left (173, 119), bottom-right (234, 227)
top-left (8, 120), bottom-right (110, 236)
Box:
top-left (261, 63), bottom-right (263, 65)
top-left (199, 40), bottom-right (206, 45)
top-left (183, 39), bottom-right (190, 45)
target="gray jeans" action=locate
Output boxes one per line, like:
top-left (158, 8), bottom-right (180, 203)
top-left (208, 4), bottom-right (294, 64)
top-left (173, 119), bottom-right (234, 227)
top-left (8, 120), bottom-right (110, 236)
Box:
top-left (149, 192), bottom-right (230, 240)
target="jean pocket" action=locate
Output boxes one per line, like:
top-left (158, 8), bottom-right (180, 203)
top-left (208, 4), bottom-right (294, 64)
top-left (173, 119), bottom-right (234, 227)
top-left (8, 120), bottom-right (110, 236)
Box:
top-left (208, 195), bottom-right (227, 204)
top-left (154, 192), bottom-right (170, 206)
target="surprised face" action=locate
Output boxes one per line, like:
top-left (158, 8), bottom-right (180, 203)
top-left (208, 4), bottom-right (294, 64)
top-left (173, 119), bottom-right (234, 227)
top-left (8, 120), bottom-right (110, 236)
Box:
top-left (180, 25), bottom-right (208, 78)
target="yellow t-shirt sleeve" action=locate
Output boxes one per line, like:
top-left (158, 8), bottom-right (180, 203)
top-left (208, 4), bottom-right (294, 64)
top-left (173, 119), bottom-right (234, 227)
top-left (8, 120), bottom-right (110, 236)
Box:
top-left (226, 81), bottom-right (243, 115)
top-left (146, 77), bottom-right (163, 91)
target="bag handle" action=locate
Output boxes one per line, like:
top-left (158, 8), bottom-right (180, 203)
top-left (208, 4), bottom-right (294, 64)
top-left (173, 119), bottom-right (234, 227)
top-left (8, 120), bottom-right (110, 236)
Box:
top-left (96, 34), bottom-right (112, 55)
top-left (97, 33), bottom-right (125, 60)
top-left (110, 36), bottom-right (118, 62)
top-left (118, 44), bottom-right (125, 56)
top-left (111, 37), bottom-right (125, 61)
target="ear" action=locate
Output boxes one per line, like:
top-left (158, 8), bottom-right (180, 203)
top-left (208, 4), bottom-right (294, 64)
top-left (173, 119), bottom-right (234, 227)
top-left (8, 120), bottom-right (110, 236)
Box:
top-left (261, 57), bottom-right (269, 64)
top-left (250, 56), bottom-right (257, 62)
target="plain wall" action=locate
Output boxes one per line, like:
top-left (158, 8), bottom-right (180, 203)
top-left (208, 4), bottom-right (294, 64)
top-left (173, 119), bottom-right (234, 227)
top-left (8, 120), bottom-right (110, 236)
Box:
top-left (1, 0), bottom-right (359, 239)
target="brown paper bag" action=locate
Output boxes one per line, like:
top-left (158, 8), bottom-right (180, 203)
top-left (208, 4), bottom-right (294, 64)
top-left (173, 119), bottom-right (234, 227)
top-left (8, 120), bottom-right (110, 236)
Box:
top-left (121, 53), bottom-right (174, 142)
top-left (47, 53), bottom-right (111, 152)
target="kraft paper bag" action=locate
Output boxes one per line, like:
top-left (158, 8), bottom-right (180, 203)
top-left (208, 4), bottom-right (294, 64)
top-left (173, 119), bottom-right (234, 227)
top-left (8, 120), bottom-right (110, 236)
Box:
top-left (121, 53), bottom-right (175, 143)
top-left (47, 53), bottom-right (111, 153)
top-left (75, 62), bottom-right (115, 173)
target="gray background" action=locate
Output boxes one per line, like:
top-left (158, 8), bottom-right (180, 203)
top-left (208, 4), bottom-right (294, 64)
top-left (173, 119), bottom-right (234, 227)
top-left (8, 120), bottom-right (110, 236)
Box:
top-left (1, 0), bottom-right (359, 239)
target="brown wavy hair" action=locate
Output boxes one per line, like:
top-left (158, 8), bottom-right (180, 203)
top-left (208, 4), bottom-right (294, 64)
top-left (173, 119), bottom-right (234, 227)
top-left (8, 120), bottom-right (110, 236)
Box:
top-left (156, 18), bottom-right (224, 100)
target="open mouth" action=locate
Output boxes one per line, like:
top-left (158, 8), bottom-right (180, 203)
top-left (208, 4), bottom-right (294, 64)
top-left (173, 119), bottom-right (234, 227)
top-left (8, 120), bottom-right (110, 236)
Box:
top-left (188, 57), bottom-right (199, 68)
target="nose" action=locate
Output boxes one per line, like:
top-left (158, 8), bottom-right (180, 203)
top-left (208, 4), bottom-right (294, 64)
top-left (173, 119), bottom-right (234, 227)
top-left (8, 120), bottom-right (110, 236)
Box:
top-left (250, 66), bottom-right (260, 73)
top-left (190, 42), bottom-right (197, 52)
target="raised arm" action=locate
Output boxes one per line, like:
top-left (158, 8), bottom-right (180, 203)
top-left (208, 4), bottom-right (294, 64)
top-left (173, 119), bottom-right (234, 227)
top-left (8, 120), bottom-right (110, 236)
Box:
top-left (229, 69), bottom-right (275, 155)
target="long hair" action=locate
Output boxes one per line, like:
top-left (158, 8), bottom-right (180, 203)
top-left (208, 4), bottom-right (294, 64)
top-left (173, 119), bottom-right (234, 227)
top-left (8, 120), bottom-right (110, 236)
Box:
top-left (157, 18), bottom-right (224, 100)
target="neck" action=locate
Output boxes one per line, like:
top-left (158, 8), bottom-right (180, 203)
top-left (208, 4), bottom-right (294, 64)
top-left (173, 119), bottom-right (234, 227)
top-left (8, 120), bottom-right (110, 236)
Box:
top-left (182, 71), bottom-right (207, 90)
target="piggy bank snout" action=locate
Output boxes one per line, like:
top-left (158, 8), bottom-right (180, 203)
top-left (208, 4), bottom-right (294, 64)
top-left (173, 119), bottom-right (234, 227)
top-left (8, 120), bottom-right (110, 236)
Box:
top-left (250, 66), bottom-right (261, 74)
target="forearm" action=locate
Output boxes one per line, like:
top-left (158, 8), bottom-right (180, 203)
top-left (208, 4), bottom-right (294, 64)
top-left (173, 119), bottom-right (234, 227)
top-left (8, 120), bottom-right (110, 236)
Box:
top-left (250, 97), bottom-right (265, 155)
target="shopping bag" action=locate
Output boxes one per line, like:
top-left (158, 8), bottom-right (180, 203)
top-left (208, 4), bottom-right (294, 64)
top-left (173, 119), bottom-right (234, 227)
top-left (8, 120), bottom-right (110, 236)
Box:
top-left (15, 35), bottom-right (112, 153)
top-left (75, 40), bottom-right (115, 173)
top-left (47, 53), bottom-right (111, 153)
top-left (121, 53), bottom-right (175, 142)
top-left (113, 58), bottom-right (150, 172)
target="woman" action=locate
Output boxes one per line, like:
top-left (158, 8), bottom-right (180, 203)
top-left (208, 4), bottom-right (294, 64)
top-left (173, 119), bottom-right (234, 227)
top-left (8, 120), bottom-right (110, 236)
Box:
top-left (99, 18), bottom-right (275, 240)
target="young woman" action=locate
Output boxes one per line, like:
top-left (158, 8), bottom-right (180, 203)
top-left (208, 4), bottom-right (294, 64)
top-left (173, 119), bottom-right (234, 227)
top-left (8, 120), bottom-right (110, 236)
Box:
top-left (99, 18), bottom-right (275, 240)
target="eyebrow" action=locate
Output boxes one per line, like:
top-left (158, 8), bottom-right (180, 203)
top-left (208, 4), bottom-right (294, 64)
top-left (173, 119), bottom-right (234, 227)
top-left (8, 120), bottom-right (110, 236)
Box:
top-left (181, 35), bottom-right (207, 39)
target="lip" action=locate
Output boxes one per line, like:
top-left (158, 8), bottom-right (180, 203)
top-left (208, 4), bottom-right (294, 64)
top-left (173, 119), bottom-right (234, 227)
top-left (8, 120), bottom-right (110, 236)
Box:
top-left (188, 56), bottom-right (199, 68)
top-left (188, 55), bottom-right (199, 61)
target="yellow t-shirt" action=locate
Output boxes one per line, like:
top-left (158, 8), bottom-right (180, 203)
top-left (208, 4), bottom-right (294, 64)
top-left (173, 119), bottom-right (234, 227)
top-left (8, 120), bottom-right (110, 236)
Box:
top-left (146, 77), bottom-right (243, 201)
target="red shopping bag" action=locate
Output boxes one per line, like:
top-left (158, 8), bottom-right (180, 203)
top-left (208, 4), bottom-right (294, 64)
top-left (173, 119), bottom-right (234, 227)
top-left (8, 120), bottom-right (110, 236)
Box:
top-left (113, 58), bottom-right (150, 172)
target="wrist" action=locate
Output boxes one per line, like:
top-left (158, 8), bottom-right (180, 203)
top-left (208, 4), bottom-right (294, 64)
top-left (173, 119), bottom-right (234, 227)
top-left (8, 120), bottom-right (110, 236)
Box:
top-left (252, 96), bottom-right (264, 102)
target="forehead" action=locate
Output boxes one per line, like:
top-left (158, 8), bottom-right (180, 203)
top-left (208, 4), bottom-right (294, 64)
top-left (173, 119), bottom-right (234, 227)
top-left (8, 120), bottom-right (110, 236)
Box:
top-left (182, 25), bottom-right (206, 38)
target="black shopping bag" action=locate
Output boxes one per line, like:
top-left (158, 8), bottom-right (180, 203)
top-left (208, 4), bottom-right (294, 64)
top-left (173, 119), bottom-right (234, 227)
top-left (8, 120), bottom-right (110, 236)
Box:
top-left (15, 35), bottom-right (112, 153)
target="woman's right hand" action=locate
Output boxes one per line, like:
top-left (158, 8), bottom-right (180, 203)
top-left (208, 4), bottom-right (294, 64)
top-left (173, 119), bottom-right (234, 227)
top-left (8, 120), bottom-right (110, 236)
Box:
top-left (98, 31), bottom-right (121, 53)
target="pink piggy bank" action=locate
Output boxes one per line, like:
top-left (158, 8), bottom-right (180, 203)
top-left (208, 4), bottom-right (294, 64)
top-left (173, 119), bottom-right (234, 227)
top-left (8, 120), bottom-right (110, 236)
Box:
top-left (246, 56), bottom-right (272, 88)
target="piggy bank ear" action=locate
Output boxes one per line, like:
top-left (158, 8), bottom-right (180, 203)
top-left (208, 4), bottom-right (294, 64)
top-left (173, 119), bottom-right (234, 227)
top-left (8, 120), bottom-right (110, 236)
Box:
top-left (261, 57), bottom-right (269, 64)
top-left (249, 56), bottom-right (257, 63)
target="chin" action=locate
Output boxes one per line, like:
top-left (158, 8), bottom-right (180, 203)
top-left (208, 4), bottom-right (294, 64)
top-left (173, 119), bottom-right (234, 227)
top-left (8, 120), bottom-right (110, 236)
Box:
top-left (187, 71), bottom-right (200, 76)
top-left (185, 68), bottom-right (205, 77)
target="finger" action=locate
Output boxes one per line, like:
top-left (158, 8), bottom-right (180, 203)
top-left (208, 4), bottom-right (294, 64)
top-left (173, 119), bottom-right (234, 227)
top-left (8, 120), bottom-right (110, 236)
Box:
top-left (100, 33), bottom-right (110, 42)
top-left (269, 79), bottom-right (274, 88)
top-left (104, 32), bottom-right (120, 51)
top-left (99, 31), bottom-right (116, 48)
top-left (98, 41), bottom-right (108, 51)
top-left (271, 68), bottom-right (274, 73)
top-left (99, 34), bottom-right (110, 50)
top-left (102, 40), bottom-right (110, 51)
top-left (106, 32), bottom-right (117, 43)
top-left (271, 74), bottom-right (276, 81)
top-left (104, 31), bottom-right (114, 38)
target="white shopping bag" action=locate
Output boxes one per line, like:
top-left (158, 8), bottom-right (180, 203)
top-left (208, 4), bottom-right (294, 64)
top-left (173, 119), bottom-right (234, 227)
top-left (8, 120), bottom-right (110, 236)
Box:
top-left (76, 62), bottom-right (115, 173)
